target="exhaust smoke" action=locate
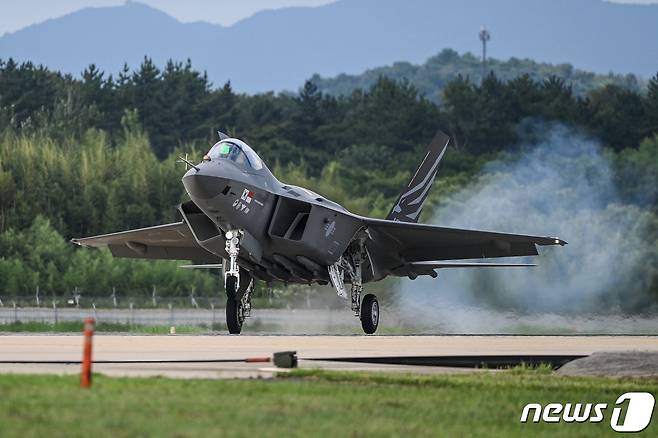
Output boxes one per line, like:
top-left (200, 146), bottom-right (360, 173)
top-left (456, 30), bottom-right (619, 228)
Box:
top-left (394, 124), bottom-right (658, 334)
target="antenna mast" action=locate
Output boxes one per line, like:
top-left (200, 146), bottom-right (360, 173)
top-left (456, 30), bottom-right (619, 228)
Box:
top-left (479, 26), bottom-right (491, 84)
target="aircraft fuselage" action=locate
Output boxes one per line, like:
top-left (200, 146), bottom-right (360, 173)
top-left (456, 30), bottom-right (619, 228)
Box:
top-left (181, 156), bottom-right (368, 284)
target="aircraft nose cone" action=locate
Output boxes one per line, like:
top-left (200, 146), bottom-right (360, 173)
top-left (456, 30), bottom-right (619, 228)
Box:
top-left (182, 172), bottom-right (227, 199)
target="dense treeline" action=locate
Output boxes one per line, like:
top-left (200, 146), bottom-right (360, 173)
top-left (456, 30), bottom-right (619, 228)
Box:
top-left (1, 57), bottom-right (657, 300)
top-left (443, 73), bottom-right (657, 154)
top-left (0, 216), bottom-right (216, 299)
top-left (2, 57), bottom-right (657, 162)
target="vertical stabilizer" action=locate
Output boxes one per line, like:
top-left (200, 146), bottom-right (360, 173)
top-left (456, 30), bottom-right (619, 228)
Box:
top-left (386, 131), bottom-right (450, 223)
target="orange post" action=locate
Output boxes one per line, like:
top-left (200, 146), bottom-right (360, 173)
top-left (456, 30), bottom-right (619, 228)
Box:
top-left (244, 357), bottom-right (271, 363)
top-left (80, 318), bottom-right (95, 388)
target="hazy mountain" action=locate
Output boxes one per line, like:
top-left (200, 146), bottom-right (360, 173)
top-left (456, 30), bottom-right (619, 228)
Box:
top-left (0, 0), bottom-right (656, 93)
top-left (311, 49), bottom-right (645, 102)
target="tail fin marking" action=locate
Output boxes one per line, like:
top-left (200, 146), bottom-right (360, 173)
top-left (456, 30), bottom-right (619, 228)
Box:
top-left (386, 131), bottom-right (450, 222)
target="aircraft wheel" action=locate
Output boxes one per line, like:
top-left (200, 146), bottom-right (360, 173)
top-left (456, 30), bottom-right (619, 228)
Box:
top-left (360, 294), bottom-right (379, 334)
top-left (225, 275), bottom-right (239, 300)
top-left (226, 297), bottom-right (243, 334)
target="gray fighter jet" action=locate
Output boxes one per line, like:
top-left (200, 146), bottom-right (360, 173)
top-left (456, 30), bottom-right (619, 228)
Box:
top-left (73, 131), bottom-right (566, 334)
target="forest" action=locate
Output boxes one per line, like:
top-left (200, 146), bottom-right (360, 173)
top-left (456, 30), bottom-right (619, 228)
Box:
top-left (0, 56), bottom-right (657, 308)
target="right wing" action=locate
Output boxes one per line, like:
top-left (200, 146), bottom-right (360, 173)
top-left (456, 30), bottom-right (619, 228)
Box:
top-left (72, 222), bottom-right (221, 262)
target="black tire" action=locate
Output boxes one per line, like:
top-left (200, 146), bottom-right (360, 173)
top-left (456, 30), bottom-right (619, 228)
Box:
top-left (226, 297), bottom-right (243, 334)
top-left (360, 294), bottom-right (379, 334)
top-left (225, 275), bottom-right (239, 300)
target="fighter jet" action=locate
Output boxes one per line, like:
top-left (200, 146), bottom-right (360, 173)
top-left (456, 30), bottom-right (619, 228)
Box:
top-left (72, 131), bottom-right (566, 334)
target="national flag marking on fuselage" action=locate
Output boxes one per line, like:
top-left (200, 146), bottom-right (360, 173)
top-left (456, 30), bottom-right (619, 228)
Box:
top-left (241, 189), bottom-right (254, 203)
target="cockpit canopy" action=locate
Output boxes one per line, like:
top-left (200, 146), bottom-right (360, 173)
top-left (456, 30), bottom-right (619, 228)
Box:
top-left (205, 139), bottom-right (264, 171)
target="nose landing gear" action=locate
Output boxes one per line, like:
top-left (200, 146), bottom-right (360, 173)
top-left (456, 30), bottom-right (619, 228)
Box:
top-left (225, 270), bottom-right (253, 334)
top-left (224, 230), bottom-right (253, 334)
top-left (225, 293), bottom-right (243, 334)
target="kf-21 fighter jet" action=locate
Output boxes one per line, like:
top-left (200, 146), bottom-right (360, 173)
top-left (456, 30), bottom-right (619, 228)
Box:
top-left (73, 131), bottom-right (566, 334)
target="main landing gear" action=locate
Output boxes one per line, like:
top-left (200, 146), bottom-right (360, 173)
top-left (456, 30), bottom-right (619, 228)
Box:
top-left (222, 229), bottom-right (377, 334)
top-left (328, 251), bottom-right (379, 334)
top-left (224, 230), bottom-right (253, 334)
top-left (360, 293), bottom-right (379, 335)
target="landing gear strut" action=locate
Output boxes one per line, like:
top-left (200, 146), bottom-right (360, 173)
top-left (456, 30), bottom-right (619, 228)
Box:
top-left (328, 249), bottom-right (379, 334)
top-left (224, 230), bottom-right (241, 292)
top-left (224, 230), bottom-right (253, 334)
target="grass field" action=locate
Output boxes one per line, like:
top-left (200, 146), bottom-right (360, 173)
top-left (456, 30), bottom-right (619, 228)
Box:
top-left (0, 321), bottom-right (210, 334)
top-left (0, 368), bottom-right (655, 437)
top-left (0, 321), bottom-right (415, 335)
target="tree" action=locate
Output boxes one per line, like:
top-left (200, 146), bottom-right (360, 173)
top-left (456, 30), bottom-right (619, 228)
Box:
top-left (645, 71), bottom-right (658, 138)
top-left (131, 57), bottom-right (166, 156)
top-left (588, 84), bottom-right (645, 151)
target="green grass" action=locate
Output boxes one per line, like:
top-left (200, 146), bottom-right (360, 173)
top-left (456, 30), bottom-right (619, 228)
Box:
top-left (0, 369), bottom-right (655, 437)
top-left (0, 320), bottom-right (286, 334)
top-left (0, 321), bottom-right (209, 334)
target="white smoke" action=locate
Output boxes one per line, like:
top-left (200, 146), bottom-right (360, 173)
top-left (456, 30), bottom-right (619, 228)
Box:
top-left (393, 124), bottom-right (658, 334)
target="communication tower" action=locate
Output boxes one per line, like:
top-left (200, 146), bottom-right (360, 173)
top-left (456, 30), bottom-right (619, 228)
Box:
top-left (479, 26), bottom-right (491, 84)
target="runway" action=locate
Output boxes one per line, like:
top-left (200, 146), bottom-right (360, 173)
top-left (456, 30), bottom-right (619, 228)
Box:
top-left (0, 335), bottom-right (656, 379)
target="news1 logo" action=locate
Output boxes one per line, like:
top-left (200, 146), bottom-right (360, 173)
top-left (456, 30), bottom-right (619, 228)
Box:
top-left (520, 392), bottom-right (655, 432)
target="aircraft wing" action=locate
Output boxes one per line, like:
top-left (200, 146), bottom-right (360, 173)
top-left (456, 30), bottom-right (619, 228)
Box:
top-left (363, 217), bottom-right (566, 263)
top-left (71, 222), bottom-right (221, 262)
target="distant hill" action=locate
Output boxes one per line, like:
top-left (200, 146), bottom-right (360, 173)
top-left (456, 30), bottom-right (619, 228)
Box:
top-left (0, 0), bottom-right (657, 93)
top-left (310, 49), bottom-right (645, 102)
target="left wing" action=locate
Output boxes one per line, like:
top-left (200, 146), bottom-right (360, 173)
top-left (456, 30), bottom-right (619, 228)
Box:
top-left (361, 217), bottom-right (565, 278)
top-left (364, 217), bottom-right (565, 262)
top-left (71, 222), bottom-right (221, 262)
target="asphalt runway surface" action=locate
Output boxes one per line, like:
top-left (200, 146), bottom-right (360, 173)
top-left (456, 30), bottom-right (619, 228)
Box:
top-left (0, 335), bottom-right (656, 379)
